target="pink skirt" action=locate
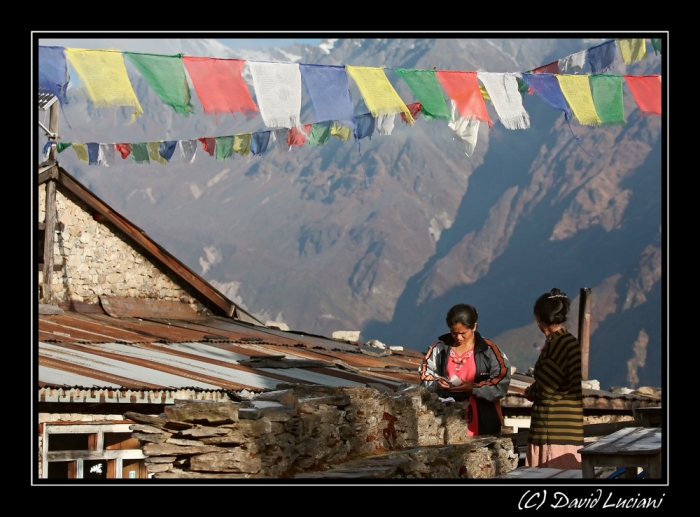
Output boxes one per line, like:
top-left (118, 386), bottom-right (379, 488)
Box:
top-left (526, 443), bottom-right (582, 469)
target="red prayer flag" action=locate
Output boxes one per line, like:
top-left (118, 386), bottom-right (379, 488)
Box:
top-left (287, 124), bottom-right (313, 147)
top-left (115, 143), bottom-right (131, 159)
top-left (401, 102), bottom-right (422, 124)
top-left (198, 137), bottom-right (216, 156)
top-left (182, 57), bottom-right (258, 118)
top-left (436, 71), bottom-right (493, 127)
top-left (624, 75), bottom-right (662, 115)
top-left (531, 61), bottom-right (559, 74)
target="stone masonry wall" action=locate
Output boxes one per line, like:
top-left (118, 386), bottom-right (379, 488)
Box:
top-left (39, 183), bottom-right (199, 307)
top-left (127, 384), bottom-right (519, 479)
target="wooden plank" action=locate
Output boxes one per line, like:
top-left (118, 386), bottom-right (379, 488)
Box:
top-left (584, 420), bottom-right (639, 437)
top-left (37, 263), bottom-right (63, 272)
top-left (100, 296), bottom-right (203, 320)
top-left (578, 426), bottom-right (640, 454)
top-left (47, 449), bottom-right (146, 461)
top-left (497, 467), bottom-right (582, 479)
top-left (616, 429), bottom-right (662, 455)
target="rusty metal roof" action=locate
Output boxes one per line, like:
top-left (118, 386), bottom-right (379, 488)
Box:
top-left (36, 306), bottom-right (661, 413)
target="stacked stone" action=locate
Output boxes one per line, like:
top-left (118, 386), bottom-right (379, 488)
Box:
top-left (128, 384), bottom-right (518, 479)
top-left (39, 184), bottom-right (199, 306)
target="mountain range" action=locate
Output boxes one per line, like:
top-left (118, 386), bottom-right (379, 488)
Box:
top-left (35, 37), bottom-right (665, 391)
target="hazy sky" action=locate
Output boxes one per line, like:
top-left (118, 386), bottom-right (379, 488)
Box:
top-left (217, 38), bottom-right (322, 49)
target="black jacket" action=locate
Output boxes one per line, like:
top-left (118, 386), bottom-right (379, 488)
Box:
top-left (419, 331), bottom-right (511, 435)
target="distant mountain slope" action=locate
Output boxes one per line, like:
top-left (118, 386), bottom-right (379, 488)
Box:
top-left (38, 37), bottom-right (664, 390)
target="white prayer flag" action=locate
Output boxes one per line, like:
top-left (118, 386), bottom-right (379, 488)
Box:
top-left (248, 62), bottom-right (303, 129)
top-left (477, 72), bottom-right (530, 130)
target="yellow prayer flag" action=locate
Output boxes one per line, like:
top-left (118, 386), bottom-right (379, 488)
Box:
top-left (555, 75), bottom-right (602, 126)
top-left (346, 66), bottom-right (414, 125)
top-left (147, 142), bottom-right (167, 164)
top-left (617, 39), bottom-right (647, 64)
top-left (72, 143), bottom-right (89, 162)
top-left (233, 133), bottom-right (252, 156)
top-left (65, 48), bottom-right (143, 123)
top-left (479, 85), bottom-right (491, 102)
top-left (331, 123), bottom-right (352, 141)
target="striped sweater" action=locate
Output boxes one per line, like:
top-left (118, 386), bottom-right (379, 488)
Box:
top-left (528, 327), bottom-right (584, 446)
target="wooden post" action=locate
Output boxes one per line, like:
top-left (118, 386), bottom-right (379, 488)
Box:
top-left (42, 179), bottom-right (56, 304)
top-left (48, 101), bottom-right (58, 162)
top-left (42, 101), bottom-right (59, 304)
top-left (578, 287), bottom-right (592, 381)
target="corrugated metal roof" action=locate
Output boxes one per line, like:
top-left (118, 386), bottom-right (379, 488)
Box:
top-left (37, 309), bottom-right (660, 411)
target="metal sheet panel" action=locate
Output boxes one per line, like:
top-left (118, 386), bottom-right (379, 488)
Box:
top-left (39, 342), bottom-right (222, 389)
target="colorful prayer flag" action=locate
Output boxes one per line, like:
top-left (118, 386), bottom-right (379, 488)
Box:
top-left (300, 64), bottom-right (355, 126)
top-left (617, 39), bottom-right (646, 64)
top-left (116, 143), bottom-right (131, 159)
top-left (198, 137), bottom-right (216, 157)
top-left (590, 75), bottom-right (625, 125)
top-left (64, 48), bottom-right (143, 122)
top-left (215, 136), bottom-right (235, 161)
top-left (179, 140), bottom-right (197, 163)
top-left (520, 73), bottom-right (572, 121)
top-left (233, 134), bottom-right (252, 156)
top-left (159, 141), bottom-right (178, 162)
top-left (556, 75), bottom-right (602, 126)
top-left (393, 68), bottom-right (450, 120)
top-left (307, 122), bottom-right (333, 146)
top-left (182, 57), bottom-right (258, 118)
top-left (477, 72), bottom-right (530, 129)
top-left (651, 38), bottom-right (662, 55)
top-left (558, 51), bottom-right (587, 74)
top-left (401, 103), bottom-right (422, 125)
top-left (447, 100), bottom-right (480, 157)
top-left (588, 40), bottom-right (616, 74)
top-left (248, 62), bottom-right (303, 129)
top-left (125, 53), bottom-right (194, 116)
top-left (436, 71), bottom-right (492, 127)
top-left (346, 66), bottom-right (414, 125)
top-left (72, 143), bottom-right (89, 162)
top-left (98, 143), bottom-right (114, 165)
top-left (147, 142), bottom-right (167, 164)
top-left (56, 142), bottom-right (72, 153)
top-left (288, 125), bottom-right (312, 147)
top-left (330, 123), bottom-right (352, 141)
top-left (624, 75), bottom-right (662, 115)
top-left (251, 131), bottom-right (271, 156)
top-left (130, 143), bottom-right (150, 164)
top-left (531, 61), bottom-right (559, 74)
top-left (39, 46), bottom-right (70, 105)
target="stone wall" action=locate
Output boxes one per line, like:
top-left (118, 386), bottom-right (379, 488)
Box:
top-left (38, 183), bottom-right (199, 307)
top-left (127, 384), bottom-right (519, 479)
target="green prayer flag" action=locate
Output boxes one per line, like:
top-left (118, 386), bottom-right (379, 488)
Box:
top-left (393, 68), bottom-right (450, 121)
top-left (651, 38), bottom-right (662, 55)
top-left (131, 142), bottom-right (150, 164)
top-left (517, 77), bottom-right (530, 95)
top-left (215, 136), bottom-right (235, 161)
top-left (307, 122), bottom-right (332, 146)
top-left (590, 74), bottom-right (625, 125)
top-left (125, 53), bottom-right (194, 116)
top-left (56, 142), bottom-right (72, 153)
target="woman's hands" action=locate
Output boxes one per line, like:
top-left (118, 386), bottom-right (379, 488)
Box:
top-left (437, 377), bottom-right (473, 395)
top-left (524, 384), bottom-right (535, 402)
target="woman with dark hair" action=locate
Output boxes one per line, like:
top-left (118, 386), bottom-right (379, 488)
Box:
top-left (419, 303), bottom-right (511, 436)
top-left (524, 288), bottom-right (584, 469)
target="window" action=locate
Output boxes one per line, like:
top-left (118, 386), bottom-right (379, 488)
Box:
top-left (42, 423), bottom-right (148, 479)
